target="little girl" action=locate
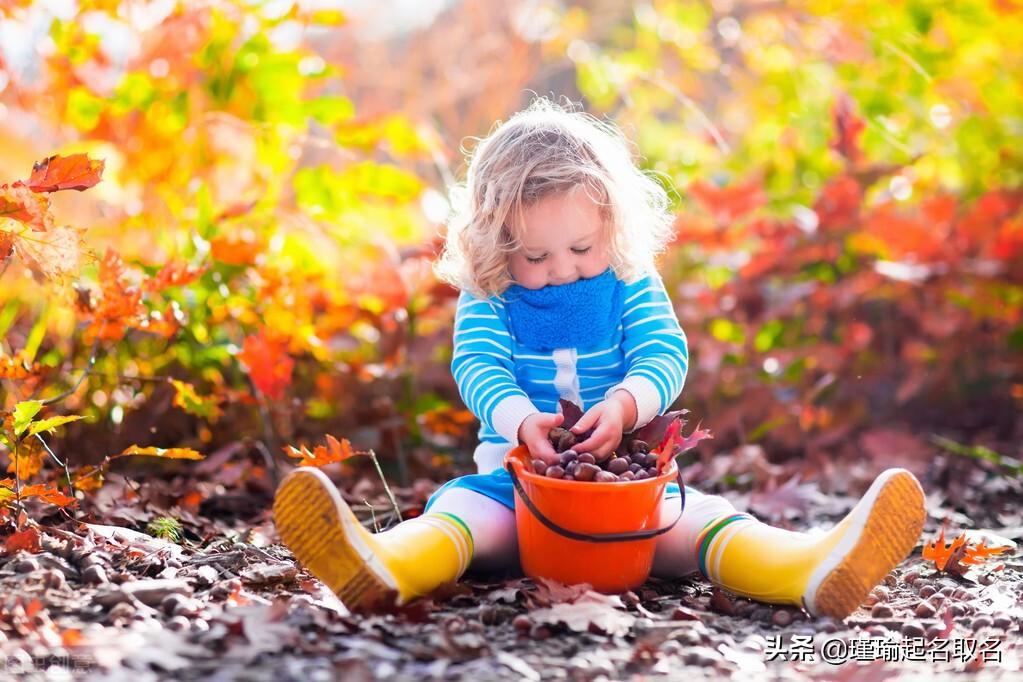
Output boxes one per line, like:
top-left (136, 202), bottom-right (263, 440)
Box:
top-left (274, 99), bottom-right (926, 619)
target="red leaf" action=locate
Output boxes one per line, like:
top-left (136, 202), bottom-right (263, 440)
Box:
top-left (27, 154), bottom-right (105, 192)
top-left (4, 527), bottom-right (41, 554)
top-left (814, 175), bottom-right (862, 230)
top-left (633, 409), bottom-right (689, 449)
top-left (688, 178), bottom-right (766, 225)
top-left (238, 332), bottom-right (294, 400)
top-left (655, 418), bottom-right (713, 474)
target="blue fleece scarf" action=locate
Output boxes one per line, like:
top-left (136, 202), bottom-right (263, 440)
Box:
top-left (504, 268), bottom-right (624, 351)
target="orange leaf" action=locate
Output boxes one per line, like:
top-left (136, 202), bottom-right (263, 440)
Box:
top-left (71, 465), bottom-right (105, 492)
top-left (119, 445), bottom-right (205, 460)
top-left (26, 154), bottom-right (105, 193)
top-left (5, 482), bottom-right (78, 508)
top-left (284, 435), bottom-right (363, 467)
top-left (960, 540), bottom-right (1012, 565)
top-left (6, 437), bottom-right (46, 478)
top-left (60, 628), bottom-right (84, 647)
top-left (922, 526), bottom-right (968, 571)
top-left (0, 229), bottom-right (12, 261)
top-left (24, 598), bottom-right (43, 618)
top-left (87, 249), bottom-right (146, 341)
top-left (238, 332), bottom-right (294, 400)
top-left (0, 352), bottom-right (40, 381)
top-left (145, 260), bottom-right (207, 292)
top-left (210, 231), bottom-right (264, 265)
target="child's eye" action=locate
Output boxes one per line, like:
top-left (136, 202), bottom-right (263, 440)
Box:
top-left (572, 247), bottom-right (592, 255)
top-left (526, 255), bottom-right (547, 264)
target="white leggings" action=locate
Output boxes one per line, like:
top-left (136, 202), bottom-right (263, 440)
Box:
top-left (427, 484), bottom-right (737, 577)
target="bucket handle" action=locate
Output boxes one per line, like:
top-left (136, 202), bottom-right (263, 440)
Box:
top-left (506, 462), bottom-right (686, 543)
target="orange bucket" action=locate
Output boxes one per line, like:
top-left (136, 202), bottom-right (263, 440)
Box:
top-left (505, 445), bottom-right (685, 593)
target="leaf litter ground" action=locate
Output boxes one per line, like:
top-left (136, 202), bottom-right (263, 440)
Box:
top-left (0, 448), bottom-right (1020, 681)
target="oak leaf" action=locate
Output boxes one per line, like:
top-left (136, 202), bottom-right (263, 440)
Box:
top-left (284, 435), bottom-right (362, 467)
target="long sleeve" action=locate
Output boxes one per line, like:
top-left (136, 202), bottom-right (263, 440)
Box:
top-left (605, 273), bottom-right (689, 429)
top-left (451, 291), bottom-right (539, 444)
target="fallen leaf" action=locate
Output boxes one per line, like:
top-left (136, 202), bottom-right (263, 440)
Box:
top-left (284, 434), bottom-right (362, 468)
top-left (749, 475), bottom-right (823, 521)
top-left (119, 445), bottom-right (204, 460)
top-left (922, 525), bottom-right (969, 571)
top-left (530, 592), bottom-right (636, 637)
top-left (4, 527), bottom-right (41, 554)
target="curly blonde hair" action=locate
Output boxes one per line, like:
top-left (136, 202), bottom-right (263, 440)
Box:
top-left (434, 98), bottom-right (676, 299)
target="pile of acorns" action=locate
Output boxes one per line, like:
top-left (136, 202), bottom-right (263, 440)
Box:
top-left (530, 427), bottom-right (663, 482)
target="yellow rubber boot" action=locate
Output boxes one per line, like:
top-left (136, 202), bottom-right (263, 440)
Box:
top-left (273, 467), bottom-right (473, 611)
top-left (696, 468), bottom-right (926, 619)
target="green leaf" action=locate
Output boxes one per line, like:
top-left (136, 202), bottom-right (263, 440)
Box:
top-left (308, 95), bottom-right (354, 125)
top-left (27, 415), bottom-right (85, 437)
top-left (12, 400), bottom-right (43, 437)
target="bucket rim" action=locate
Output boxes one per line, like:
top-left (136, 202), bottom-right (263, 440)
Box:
top-left (504, 445), bottom-right (678, 489)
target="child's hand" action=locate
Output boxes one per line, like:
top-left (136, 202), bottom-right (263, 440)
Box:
top-left (517, 412), bottom-right (564, 465)
top-left (570, 391), bottom-right (637, 461)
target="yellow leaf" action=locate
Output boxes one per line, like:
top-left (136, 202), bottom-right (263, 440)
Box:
top-left (119, 445), bottom-right (204, 460)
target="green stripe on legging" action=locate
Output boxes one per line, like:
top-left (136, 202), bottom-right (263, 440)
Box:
top-left (697, 513), bottom-right (750, 579)
top-left (434, 512), bottom-right (474, 554)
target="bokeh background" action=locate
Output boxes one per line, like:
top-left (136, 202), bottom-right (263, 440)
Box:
top-left (1, 0), bottom-right (1021, 499)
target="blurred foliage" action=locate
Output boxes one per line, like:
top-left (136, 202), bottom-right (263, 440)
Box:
top-left (558, 0), bottom-right (1022, 460)
top-left (0, 0), bottom-right (1020, 509)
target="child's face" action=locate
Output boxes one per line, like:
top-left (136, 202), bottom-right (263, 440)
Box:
top-left (507, 189), bottom-right (610, 290)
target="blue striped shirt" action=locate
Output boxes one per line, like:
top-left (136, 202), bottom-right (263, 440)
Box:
top-left (451, 272), bottom-right (689, 451)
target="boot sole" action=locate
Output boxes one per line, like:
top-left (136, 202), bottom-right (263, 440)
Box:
top-left (273, 467), bottom-right (399, 610)
top-left (804, 468), bottom-right (926, 619)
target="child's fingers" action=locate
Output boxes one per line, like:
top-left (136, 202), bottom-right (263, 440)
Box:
top-left (573, 424), bottom-right (606, 455)
top-left (570, 406), bottom-right (599, 435)
top-left (529, 436), bottom-right (559, 463)
top-left (578, 424), bottom-right (619, 460)
top-left (545, 412), bottom-right (565, 429)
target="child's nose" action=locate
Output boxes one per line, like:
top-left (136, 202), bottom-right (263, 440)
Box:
top-left (551, 257), bottom-right (575, 281)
